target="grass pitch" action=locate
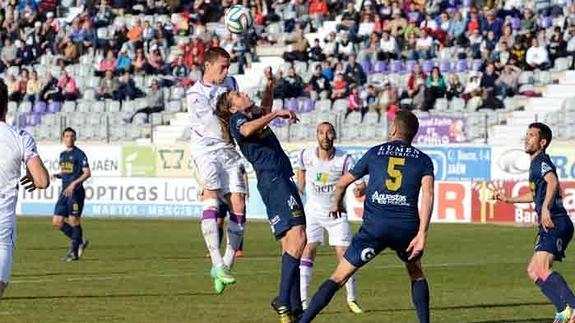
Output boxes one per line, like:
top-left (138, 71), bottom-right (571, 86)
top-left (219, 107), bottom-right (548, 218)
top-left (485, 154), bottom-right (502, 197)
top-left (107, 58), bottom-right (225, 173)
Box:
top-left (0, 217), bottom-right (570, 323)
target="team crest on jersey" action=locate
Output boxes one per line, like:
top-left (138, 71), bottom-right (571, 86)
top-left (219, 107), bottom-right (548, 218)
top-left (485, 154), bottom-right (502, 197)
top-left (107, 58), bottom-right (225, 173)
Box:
top-left (541, 162), bottom-right (552, 175)
top-left (360, 248), bottom-right (375, 262)
top-left (557, 238), bottom-right (563, 252)
top-left (287, 195), bottom-right (299, 210)
top-left (315, 172), bottom-right (329, 184)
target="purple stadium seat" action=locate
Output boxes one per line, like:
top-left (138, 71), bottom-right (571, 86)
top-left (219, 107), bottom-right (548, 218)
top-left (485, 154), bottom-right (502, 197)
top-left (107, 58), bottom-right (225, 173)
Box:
top-left (286, 98), bottom-right (298, 112)
top-left (405, 60), bottom-right (417, 73)
top-left (28, 113), bottom-right (41, 127)
top-left (511, 17), bottom-right (521, 30)
top-left (422, 60), bottom-right (434, 74)
top-left (300, 97), bottom-right (315, 113)
top-left (440, 60), bottom-right (451, 73)
top-left (389, 60), bottom-right (402, 74)
top-left (33, 101), bottom-right (47, 114)
top-left (271, 118), bottom-right (286, 127)
top-left (540, 16), bottom-right (552, 29)
top-left (373, 61), bottom-right (387, 73)
top-left (360, 61), bottom-right (371, 74)
top-left (463, 0), bottom-right (471, 7)
top-left (471, 59), bottom-right (483, 71)
top-left (18, 114), bottom-right (28, 128)
top-left (456, 59), bottom-right (468, 73)
top-left (48, 101), bottom-right (62, 113)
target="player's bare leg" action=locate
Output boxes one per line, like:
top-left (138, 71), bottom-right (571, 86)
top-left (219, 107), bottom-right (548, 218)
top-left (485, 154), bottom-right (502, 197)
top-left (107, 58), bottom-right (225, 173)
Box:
top-left (299, 256), bottom-right (358, 323)
top-left (272, 225), bottom-right (307, 323)
top-left (222, 192), bottom-right (246, 270)
top-left (300, 242), bottom-right (318, 309)
top-left (406, 258), bottom-right (430, 323)
top-left (201, 189), bottom-right (234, 294)
top-left (335, 245), bottom-right (363, 313)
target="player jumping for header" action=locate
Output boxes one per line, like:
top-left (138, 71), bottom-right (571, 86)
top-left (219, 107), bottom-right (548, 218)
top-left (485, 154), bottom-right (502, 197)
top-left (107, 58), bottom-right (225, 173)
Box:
top-left (299, 110), bottom-right (434, 323)
top-left (495, 123), bottom-right (575, 323)
top-left (216, 67), bottom-right (307, 323)
top-left (296, 122), bottom-right (364, 314)
top-left (51, 127), bottom-right (91, 262)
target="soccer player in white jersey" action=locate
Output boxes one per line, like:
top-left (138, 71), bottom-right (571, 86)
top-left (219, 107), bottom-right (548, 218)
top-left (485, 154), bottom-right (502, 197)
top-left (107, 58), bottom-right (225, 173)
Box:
top-left (0, 81), bottom-right (50, 297)
top-left (186, 47), bottom-right (246, 294)
top-left (296, 122), bottom-right (364, 314)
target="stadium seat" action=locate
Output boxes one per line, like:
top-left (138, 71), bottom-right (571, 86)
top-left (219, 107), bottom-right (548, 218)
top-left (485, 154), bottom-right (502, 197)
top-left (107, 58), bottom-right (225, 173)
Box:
top-left (389, 60), bottom-right (403, 74)
top-left (77, 101), bottom-right (92, 113)
top-left (553, 57), bottom-right (570, 72)
top-left (373, 61), bottom-right (387, 73)
top-left (19, 101), bottom-right (32, 114)
top-left (435, 98), bottom-right (449, 111)
top-left (405, 60), bottom-right (417, 73)
top-left (33, 101), bottom-right (47, 114)
top-left (332, 99), bottom-right (348, 113)
top-left (316, 99), bottom-right (331, 112)
top-left (167, 100), bottom-right (182, 113)
top-left (150, 113), bottom-right (163, 126)
top-left (450, 98), bottom-right (466, 111)
top-left (518, 71), bottom-right (534, 85)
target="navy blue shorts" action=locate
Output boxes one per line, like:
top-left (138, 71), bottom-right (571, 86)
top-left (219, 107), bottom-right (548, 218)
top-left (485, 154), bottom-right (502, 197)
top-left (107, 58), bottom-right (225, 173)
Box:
top-left (258, 175), bottom-right (306, 239)
top-left (54, 191), bottom-right (85, 217)
top-left (344, 221), bottom-right (420, 268)
top-left (217, 199), bottom-right (228, 219)
top-left (535, 215), bottom-right (574, 261)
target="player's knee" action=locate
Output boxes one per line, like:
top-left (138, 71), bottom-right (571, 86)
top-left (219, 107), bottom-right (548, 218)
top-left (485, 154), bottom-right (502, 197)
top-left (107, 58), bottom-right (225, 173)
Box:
top-left (527, 262), bottom-right (548, 281)
top-left (228, 194), bottom-right (246, 214)
top-left (201, 199), bottom-right (219, 219)
top-left (406, 261), bottom-right (425, 281)
top-left (52, 218), bottom-right (64, 229)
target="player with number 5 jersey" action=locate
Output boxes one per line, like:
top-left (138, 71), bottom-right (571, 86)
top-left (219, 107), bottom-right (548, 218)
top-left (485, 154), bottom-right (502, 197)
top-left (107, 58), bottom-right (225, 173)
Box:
top-left (299, 110), bottom-right (435, 323)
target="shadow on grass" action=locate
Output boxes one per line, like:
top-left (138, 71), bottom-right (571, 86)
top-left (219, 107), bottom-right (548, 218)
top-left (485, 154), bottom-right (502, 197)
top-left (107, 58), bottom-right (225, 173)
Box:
top-left (468, 319), bottom-right (549, 323)
top-left (12, 271), bottom-right (130, 278)
top-left (1, 291), bottom-right (214, 301)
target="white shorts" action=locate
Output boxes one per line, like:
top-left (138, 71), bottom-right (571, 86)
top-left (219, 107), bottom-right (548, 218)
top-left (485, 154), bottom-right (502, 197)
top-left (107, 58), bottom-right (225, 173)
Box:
top-left (306, 215), bottom-right (352, 247)
top-left (0, 226), bottom-right (15, 284)
top-left (192, 149), bottom-right (247, 195)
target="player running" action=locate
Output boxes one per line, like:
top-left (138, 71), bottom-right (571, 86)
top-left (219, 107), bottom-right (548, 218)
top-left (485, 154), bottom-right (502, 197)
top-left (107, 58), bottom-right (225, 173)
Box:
top-left (216, 67), bottom-right (307, 323)
top-left (51, 127), bottom-right (91, 262)
top-left (0, 81), bottom-right (50, 297)
top-left (186, 47), bottom-right (246, 294)
top-left (299, 110), bottom-right (434, 323)
top-left (296, 122), bottom-right (364, 314)
top-left (495, 123), bottom-right (575, 323)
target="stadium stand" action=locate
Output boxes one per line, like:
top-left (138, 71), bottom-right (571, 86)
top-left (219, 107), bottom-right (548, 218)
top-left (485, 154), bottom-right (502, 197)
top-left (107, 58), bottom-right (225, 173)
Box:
top-left (1, 0), bottom-right (574, 145)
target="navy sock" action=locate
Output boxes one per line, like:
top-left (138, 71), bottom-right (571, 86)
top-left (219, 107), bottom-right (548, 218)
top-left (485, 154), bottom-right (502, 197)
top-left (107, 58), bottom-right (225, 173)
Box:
top-left (279, 253), bottom-right (300, 308)
top-left (217, 226), bottom-right (224, 249)
top-left (71, 225), bottom-right (83, 257)
top-left (290, 265), bottom-right (302, 313)
top-left (60, 222), bottom-right (73, 240)
top-left (412, 279), bottom-right (430, 323)
top-left (299, 279), bottom-right (339, 323)
top-left (544, 272), bottom-right (575, 309)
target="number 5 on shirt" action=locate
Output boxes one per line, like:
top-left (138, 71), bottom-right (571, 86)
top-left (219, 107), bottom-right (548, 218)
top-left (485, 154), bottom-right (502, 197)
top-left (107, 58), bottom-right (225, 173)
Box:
top-left (385, 157), bottom-right (405, 191)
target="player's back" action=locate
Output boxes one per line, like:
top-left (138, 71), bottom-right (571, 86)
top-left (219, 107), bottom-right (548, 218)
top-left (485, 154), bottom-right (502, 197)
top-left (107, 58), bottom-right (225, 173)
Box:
top-left (186, 76), bottom-right (238, 153)
top-left (352, 140), bottom-right (434, 225)
top-left (0, 122), bottom-right (36, 226)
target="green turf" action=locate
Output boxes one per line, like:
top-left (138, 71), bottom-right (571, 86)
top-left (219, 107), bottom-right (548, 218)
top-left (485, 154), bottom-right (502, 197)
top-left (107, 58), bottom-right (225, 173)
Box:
top-left (0, 217), bottom-right (569, 322)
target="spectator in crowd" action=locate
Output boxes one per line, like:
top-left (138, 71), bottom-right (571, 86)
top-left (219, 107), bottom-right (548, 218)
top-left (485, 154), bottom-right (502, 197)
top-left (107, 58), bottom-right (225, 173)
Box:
top-left (446, 74), bottom-right (464, 101)
top-left (97, 70), bottom-right (119, 100)
top-left (61, 38), bottom-right (80, 65)
top-left (379, 29), bottom-right (399, 60)
top-left (496, 64), bottom-right (521, 99)
top-left (116, 49), bottom-right (132, 73)
top-left (567, 27), bottom-right (575, 68)
top-left (309, 0), bottom-right (329, 30)
top-left (331, 72), bottom-right (348, 100)
top-left (323, 32), bottom-right (338, 58)
top-left (15, 39), bottom-right (34, 67)
top-left (147, 47), bottom-right (167, 74)
top-left (309, 38), bottom-right (327, 62)
top-left (116, 71), bottom-right (143, 101)
top-left (1, 39), bottom-right (18, 70)
top-left (493, 41), bottom-right (512, 70)
top-left (94, 0), bottom-right (114, 27)
top-left (41, 73), bottom-right (62, 102)
top-left (362, 83), bottom-right (378, 115)
top-left (321, 60), bottom-right (334, 81)
top-left (25, 70), bottom-right (43, 103)
top-left (6, 74), bottom-right (23, 102)
top-left (375, 80), bottom-right (399, 122)
top-left (337, 2), bottom-right (360, 42)
top-left (549, 26), bottom-right (567, 64)
top-left (132, 48), bottom-right (148, 75)
top-left (308, 64), bottom-right (331, 100)
top-left (526, 37), bottom-right (550, 70)
top-left (128, 78), bottom-right (164, 123)
top-left (230, 35), bottom-right (249, 74)
top-left (344, 54), bottom-right (367, 86)
top-left (358, 32), bottom-right (380, 63)
top-left (283, 29), bottom-right (310, 62)
top-left (480, 63), bottom-right (500, 93)
top-left (423, 66), bottom-right (446, 111)
top-left (405, 63), bottom-right (426, 109)
top-left (58, 70), bottom-right (79, 101)
top-left (172, 55), bottom-right (190, 79)
top-left (345, 85), bottom-right (365, 120)
top-left (98, 49), bottom-right (117, 76)
top-left (280, 66), bottom-right (306, 98)
top-left (336, 31), bottom-right (355, 59)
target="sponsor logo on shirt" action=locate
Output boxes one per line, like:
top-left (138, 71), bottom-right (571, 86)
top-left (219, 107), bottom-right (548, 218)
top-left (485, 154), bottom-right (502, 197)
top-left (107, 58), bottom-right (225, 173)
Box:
top-left (371, 191), bottom-right (410, 206)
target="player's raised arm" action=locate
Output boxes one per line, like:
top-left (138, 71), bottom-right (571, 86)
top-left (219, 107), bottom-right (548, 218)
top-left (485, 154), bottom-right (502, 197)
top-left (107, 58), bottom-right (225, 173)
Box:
top-left (260, 67), bottom-right (274, 115)
top-left (331, 173), bottom-right (357, 217)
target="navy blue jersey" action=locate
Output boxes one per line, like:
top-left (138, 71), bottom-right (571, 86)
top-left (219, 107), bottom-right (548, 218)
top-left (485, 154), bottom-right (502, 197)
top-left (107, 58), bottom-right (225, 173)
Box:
top-left (229, 112), bottom-right (293, 180)
top-left (529, 152), bottom-right (568, 219)
top-left (59, 147), bottom-right (89, 189)
top-left (350, 140), bottom-right (434, 225)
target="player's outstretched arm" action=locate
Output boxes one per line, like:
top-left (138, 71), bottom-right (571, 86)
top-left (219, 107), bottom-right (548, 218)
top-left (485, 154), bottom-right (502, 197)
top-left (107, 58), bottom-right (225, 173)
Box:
top-left (239, 109), bottom-right (298, 138)
top-left (330, 173), bottom-right (357, 217)
top-left (495, 190), bottom-right (534, 203)
top-left (407, 174), bottom-right (434, 260)
top-left (23, 156), bottom-right (50, 190)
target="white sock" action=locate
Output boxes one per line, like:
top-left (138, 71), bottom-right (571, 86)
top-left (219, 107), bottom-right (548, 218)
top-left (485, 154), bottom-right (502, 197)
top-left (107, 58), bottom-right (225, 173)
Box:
top-left (201, 217), bottom-right (224, 268)
top-left (223, 215), bottom-right (245, 269)
top-left (300, 258), bottom-right (314, 302)
top-left (345, 274), bottom-right (357, 302)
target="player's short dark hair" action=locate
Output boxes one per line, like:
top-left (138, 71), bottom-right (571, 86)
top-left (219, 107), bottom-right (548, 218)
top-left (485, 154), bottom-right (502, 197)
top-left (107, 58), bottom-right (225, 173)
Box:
top-left (394, 110), bottom-right (419, 143)
top-left (62, 127), bottom-right (77, 137)
top-left (316, 122), bottom-right (336, 135)
top-left (0, 80), bottom-right (7, 120)
top-left (529, 122), bottom-right (552, 149)
top-left (203, 47), bottom-right (231, 65)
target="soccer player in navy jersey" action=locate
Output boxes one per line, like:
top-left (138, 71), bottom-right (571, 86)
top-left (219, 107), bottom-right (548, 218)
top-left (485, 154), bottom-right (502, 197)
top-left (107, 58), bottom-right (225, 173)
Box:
top-left (216, 67), bottom-right (307, 323)
top-left (496, 123), bottom-right (575, 323)
top-left (51, 128), bottom-right (91, 262)
top-left (299, 110), bottom-right (435, 323)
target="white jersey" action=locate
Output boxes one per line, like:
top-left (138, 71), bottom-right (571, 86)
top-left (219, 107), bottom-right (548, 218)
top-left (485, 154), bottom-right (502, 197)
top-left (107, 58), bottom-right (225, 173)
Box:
top-left (186, 76), bottom-right (239, 154)
top-left (0, 123), bottom-right (38, 228)
top-left (298, 147), bottom-right (355, 218)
